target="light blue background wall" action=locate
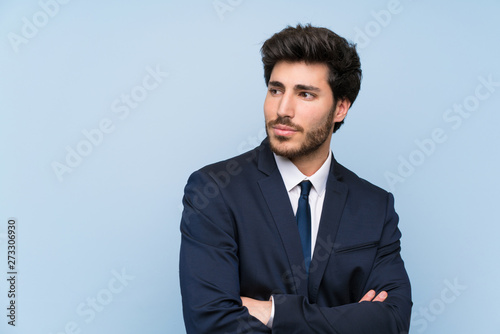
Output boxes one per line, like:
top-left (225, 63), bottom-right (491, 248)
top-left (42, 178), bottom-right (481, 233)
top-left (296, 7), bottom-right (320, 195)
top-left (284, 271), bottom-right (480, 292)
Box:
top-left (1, 0), bottom-right (499, 333)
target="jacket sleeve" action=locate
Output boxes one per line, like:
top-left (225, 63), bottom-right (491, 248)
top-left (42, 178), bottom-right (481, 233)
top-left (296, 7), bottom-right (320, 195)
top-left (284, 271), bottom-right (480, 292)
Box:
top-left (272, 193), bottom-right (412, 334)
top-left (179, 170), bottom-right (271, 334)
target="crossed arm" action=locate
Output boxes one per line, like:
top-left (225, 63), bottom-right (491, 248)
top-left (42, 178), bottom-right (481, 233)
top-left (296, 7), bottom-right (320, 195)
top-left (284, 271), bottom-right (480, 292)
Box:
top-left (241, 290), bottom-right (388, 326)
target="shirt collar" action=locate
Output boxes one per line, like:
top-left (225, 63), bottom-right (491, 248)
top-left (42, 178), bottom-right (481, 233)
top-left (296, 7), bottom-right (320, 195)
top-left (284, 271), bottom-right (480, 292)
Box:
top-left (274, 150), bottom-right (332, 196)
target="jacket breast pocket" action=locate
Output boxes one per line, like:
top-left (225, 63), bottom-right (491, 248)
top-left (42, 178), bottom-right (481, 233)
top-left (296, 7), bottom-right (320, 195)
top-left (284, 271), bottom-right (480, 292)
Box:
top-left (333, 241), bottom-right (379, 254)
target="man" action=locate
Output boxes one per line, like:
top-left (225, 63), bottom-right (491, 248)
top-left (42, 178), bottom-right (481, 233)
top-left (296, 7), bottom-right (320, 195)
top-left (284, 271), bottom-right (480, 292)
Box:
top-left (180, 24), bottom-right (411, 333)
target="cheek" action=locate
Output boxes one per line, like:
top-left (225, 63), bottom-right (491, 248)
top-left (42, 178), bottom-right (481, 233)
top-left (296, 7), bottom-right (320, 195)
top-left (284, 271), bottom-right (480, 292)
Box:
top-left (304, 106), bottom-right (333, 129)
top-left (263, 96), bottom-right (274, 119)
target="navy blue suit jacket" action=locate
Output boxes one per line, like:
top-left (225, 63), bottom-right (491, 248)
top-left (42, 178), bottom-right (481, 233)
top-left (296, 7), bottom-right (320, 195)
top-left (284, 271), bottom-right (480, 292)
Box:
top-left (180, 139), bottom-right (411, 333)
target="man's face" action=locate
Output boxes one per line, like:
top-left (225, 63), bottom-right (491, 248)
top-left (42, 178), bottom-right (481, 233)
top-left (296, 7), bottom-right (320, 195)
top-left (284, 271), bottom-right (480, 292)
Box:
top-left (264, 61), bottom-right (347, 160)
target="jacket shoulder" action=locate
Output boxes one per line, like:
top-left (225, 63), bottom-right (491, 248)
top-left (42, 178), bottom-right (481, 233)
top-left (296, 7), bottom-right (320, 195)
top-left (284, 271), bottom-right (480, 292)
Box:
top-left (186, 144), bottom-right (265, 190)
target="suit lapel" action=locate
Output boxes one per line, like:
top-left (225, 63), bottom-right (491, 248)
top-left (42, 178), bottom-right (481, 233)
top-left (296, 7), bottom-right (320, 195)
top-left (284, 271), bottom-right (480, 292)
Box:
top-left (257, 141), bottom-right (309, 296)
top-left (308, 159), bottom-right (348, 302)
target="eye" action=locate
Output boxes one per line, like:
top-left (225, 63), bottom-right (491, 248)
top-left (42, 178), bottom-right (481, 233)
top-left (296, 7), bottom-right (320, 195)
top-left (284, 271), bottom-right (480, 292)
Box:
top-left (299, 92), bottom-right (315, 99)
top-left (269, 88), bottom-right (282, 96)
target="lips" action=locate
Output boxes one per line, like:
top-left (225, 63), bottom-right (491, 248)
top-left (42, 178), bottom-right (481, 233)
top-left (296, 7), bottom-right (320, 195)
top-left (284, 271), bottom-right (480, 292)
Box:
top-left (273, 124), bottom-right (298, 137)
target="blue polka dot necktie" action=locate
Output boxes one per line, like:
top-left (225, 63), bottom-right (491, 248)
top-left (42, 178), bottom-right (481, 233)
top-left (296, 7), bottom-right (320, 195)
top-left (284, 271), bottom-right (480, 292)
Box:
top-left (296, 181), bottom-right (312, 274)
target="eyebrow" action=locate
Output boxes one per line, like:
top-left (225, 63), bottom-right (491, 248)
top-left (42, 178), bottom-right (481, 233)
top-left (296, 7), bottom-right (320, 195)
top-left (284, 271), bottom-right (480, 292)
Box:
top-left (268, 81), bottom-right (321, 92)
top-left (295, 84), bottom-right (321, 92)
top-left (268, 81), bottom-right (285, 88)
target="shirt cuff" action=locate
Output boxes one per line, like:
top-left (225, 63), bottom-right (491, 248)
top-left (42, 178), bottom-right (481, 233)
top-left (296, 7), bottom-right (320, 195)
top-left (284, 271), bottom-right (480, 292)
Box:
top-left (266, 295), bottom-right (275, 328)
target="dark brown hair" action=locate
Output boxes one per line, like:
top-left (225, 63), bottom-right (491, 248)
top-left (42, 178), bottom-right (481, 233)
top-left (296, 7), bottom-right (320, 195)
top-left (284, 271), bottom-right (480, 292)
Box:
top-left (261, 24), bottom-right (362, 132)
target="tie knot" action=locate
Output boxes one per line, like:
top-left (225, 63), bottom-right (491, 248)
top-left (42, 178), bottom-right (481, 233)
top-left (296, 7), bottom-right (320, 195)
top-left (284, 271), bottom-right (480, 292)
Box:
top-left (299, 180), bottom-right (312, 198)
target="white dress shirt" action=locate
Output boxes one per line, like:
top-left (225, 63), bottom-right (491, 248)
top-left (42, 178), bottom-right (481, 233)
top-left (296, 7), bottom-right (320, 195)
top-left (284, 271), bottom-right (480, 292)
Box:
top-left (266, 150), bottom-right (332, 328)
top-left (274, 150), bottom-right (332, 256)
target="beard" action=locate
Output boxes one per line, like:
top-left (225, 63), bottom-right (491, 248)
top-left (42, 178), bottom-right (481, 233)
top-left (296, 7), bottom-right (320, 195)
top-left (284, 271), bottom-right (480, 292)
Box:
top-left (266, 106), bottom-right (335, 159)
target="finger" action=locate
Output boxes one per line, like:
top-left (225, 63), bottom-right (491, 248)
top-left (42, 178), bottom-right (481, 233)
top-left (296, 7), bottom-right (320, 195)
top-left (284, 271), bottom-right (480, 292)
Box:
top-left (358, 290), bottom-right (375, 303)
top-left (372, 291), bottom-right (388, 302)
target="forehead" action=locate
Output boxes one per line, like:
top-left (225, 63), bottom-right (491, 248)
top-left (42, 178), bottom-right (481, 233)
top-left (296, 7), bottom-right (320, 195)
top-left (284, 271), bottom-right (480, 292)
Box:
top-left (269, 61), bottom-right (330, 86)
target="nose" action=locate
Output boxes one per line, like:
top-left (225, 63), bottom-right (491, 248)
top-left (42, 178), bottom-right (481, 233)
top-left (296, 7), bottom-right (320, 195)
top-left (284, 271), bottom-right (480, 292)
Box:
top-left (276, 92), bottom-right (295, 118)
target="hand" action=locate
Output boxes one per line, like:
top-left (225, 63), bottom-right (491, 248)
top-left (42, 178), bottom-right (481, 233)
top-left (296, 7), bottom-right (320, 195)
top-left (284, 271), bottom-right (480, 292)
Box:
top-left (240, 296), bottom-right (272, 325)
top-left (358, 290), bottom-right (388, 303)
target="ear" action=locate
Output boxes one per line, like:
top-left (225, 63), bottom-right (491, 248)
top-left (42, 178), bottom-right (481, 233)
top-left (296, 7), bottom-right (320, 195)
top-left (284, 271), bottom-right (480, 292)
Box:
top-left (333, 98), bottom-right (351, 123)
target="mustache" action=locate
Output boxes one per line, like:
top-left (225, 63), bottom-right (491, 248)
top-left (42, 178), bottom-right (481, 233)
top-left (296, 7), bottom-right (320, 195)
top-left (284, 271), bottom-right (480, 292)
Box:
top-left (267, 116), bottom-right (304, 132)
